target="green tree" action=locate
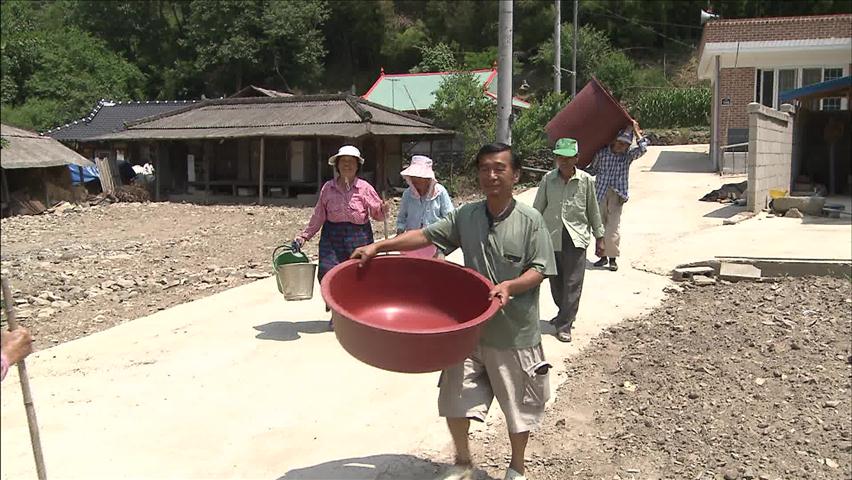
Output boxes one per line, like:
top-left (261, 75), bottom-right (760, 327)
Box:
top-left (432, 72), bottom-right (495, 165)
top-left (463, 47), bottom-right (498, 69)
top-left (593, 50), bottom-right (637, 100)
top-left (66, 0), bottom-right (187, 99)
top-left (323, 0), bottom-right (388, 92)
top-left (184, 0), bottom-right (329, 96)
top-left (1, 0), bottom-right (145, 131)
top-left (511, 92), bottom-right (569, 163)
top-left (381, 18), bottom-right (430, 73)
top-left (410, 42), bottom-right (458, 73)
top-left (533, 24), bottom-right (636, 99)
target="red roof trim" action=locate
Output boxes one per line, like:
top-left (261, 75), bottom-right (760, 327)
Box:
top-left (362, 71), bottom-right (385, 99)
top-left (483, 70), bottom-right (498, 89)
top-left (362, 68), bottom-right (498, 100)
top-left (483, 91), bottom-right (531, 108)
top-left (375, 68), bottom-right (493, 79)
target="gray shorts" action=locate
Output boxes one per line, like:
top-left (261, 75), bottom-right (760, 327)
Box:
top-left (438, 343), bottom-right (551, 433)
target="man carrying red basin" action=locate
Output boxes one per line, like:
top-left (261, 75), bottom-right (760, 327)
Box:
top-left (352, 142), bottom-right (557, 480)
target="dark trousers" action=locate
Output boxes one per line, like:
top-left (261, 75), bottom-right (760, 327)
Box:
top-left (549, 228), bottom-right (586, 331)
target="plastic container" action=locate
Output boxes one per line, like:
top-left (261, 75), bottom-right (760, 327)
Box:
top-left (545, 77), bottom-right (633, 168)
top-left (769, 188), bottom-right (788, 199)
top-left (321, 256), bottom-right (501, 373)
top-left (272, 244), bottom-right (317, 300)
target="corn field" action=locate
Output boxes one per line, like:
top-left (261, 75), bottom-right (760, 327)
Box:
top-left (630, 88), bottom-right (711, 129)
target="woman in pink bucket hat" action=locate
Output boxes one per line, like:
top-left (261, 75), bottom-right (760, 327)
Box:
top-left (396, 155), bottom-right (454, 258)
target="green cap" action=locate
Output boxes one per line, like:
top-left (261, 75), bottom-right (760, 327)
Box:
top-left (553, 138), bottom-right (578, 157)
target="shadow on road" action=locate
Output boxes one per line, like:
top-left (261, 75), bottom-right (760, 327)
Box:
top-left (254, 321), bottom-right (330, 341)
top-left (649, 151), bottom-right (713, 173)
top-left (277, 454), bottom-right (496, 480)
top-left (539, 320), bottom-right (556, 336)
top-left (702, 204), bottom-right (746, 219)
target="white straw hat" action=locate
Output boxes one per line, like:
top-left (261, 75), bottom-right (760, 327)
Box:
top-left (328, 145), bottom-right (365, 165)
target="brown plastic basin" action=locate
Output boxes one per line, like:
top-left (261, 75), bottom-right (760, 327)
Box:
top-left (321, 256), bottom-right (501, 373)
top-left (545, 77), bottom-right (633, 167)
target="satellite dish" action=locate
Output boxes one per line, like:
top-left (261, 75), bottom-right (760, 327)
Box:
top-left (700, 9), bottom-right (720, 25)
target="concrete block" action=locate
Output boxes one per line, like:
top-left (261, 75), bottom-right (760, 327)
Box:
top-left (672, 266), bottom-right (715, 281)
top-left (693, 275), bottom-right (717, 286)
top-left (771, 196), bottom-right (826, 216)
top-left (723, 211), bottom-right (757, 225)
top-left (719, 262), bottom-right (762, 281)
top-left (779, 103), bottom-right (796, 114)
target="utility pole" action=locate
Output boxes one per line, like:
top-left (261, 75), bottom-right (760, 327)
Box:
top-left (572, 0), bottom-right (578, 97)
top-left (554, 0), bottom-right (561, 94)
top-left (496, 0), bottom-right (513, 144)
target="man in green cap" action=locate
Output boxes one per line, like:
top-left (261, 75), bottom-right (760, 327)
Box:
top-left (533, 138), bottom-right (604, 343)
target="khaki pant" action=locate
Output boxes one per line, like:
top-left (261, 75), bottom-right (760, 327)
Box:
top-left (438, 344), bottom-right (551, 434)
top-left (601, 188), bottom-right (625, 258)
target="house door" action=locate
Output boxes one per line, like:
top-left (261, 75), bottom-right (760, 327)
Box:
top-left (290, 140), bottom-right (305, 182)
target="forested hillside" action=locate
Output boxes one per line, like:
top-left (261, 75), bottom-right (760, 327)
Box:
top-left (2, 0), bottom-right (849, 131)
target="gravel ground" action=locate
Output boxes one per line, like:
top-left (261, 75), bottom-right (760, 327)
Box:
top-left (0, 200), bottom-right (402, 349)
top-left (468, 276), bottom-right (852, 480)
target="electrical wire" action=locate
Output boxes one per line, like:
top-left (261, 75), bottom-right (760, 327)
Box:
top-left (596, 7), bottom-right (696, 48)
top-left (587, 11), bottom-right (705, 30)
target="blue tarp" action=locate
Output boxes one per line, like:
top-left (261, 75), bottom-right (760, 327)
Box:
top-left (779, 75), bottom-right (852, 104)
top-left (68, 164), bottom-right (100, 184)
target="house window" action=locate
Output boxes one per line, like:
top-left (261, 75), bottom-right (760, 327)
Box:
top-left (756, 66), bottom-right (847, 111)
top-left (822, 68), bottom-right (843, 111)
top-left (760, 70), bottom-right (774, 108)
top-left (777, 69), bottom-right (797, 100)
top-left (801, 68), bottom-right (823, 87)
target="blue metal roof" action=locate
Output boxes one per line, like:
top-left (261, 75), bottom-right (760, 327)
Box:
top-left (44, 99), bottom-right (197, 141)
top-left (779, 75), bottom-right (852, 104)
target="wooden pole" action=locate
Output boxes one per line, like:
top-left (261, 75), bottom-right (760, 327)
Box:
top-left (316, 137), bottom-right (323, 194)
top-left (1, 277), bottom-right (47, 480)
top-left (154, 144), bottom-right (161, 202)
top-left (41, 169), bottom-right (49, 208)
top-left (204, 144), bottom-right (210, 203)
top-left (258, 137), bottom-right (265, 205)
top-left (1, 167), bottom-right (10, 207)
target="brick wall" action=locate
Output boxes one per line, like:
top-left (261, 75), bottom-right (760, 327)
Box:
top-left (702, 14), bottom-right (852, 44)
top-left (719, 67), bottom-right (756, 146)
top-left (747, 103), bottom-right (794, 212)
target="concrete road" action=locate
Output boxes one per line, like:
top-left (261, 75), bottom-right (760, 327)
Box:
top-left (2, 145), bottom-right (849, 479)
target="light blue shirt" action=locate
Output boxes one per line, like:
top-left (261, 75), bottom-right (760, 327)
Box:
top-left (396, 183), bottom-right (454, 231)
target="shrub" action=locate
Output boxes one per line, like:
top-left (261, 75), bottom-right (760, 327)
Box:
top-left (511, 91), bottom-right (569, 164)
top-left (630, 88), bottom-right (710, 129)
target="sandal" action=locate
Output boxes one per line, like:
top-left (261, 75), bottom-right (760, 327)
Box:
top-left (555, 328), bottom-right (572, 343)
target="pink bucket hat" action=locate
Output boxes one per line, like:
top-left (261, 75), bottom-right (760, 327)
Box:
top-left (400, 155), bottom-right (436, 179)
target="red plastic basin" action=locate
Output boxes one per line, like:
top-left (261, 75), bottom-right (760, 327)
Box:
top-left (545, 77), bottom-right (633, 168)
top-left (321, 256), bottom-right (501, 373)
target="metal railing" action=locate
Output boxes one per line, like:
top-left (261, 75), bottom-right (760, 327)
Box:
top-left (720, 142), bottom-right (748, 175)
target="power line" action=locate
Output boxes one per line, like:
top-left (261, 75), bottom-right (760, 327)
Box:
top-left (587, 11), bottom-right (704, 30)
top-left (596, 8), bottom-right (696, 48)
